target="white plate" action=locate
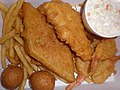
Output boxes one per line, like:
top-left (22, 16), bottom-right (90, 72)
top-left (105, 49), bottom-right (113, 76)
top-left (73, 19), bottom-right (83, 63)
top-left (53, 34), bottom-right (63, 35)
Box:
top-left (0, 0), bottom-right (120, 90)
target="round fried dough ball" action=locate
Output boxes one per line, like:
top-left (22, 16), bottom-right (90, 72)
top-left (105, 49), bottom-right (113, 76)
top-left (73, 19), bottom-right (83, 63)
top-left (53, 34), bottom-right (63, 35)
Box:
top-left (29, 71), bottom-right (55, 90)
top-left (1, 65), bottom-right (24, 89)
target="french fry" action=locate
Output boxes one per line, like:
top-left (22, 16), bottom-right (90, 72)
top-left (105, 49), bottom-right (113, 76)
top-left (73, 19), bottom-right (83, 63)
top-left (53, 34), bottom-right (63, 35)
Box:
top-left (1, 11), bottom-right (7, 69)
top-left (31, 59), bottom-right (42, 66)
top-left (0, 2), bottom-right (8, 12)
top-left (9, 38), bottom-right (15, 58)
top-left (1, 27), bottom-right (7, 69)
top-left (7, 0), bottom-right (24, 33)
top-left (23, 56), bottom-right (38, 71)
top-left (3, 3), bottom-right (17, 50)
top-left (1, 11), bottom-right (5, 21)
top-left (20, 46), bottom-right (38, 71)
top-left (15, 16), bottom-right (21, 34)
top-left (0, 4), bottom-right (10, 69)
top-left (0, 30), bottom-right (15, 44)
top-left (14, 54), bottom-right (21, 64)
top-left (1, 45), bottom-right (6, 69)
top-left (13, 35), bottom-right (24, 46)
top-left (6, 50), bottom-right (20, 65)
top-left (14, 44), bottom-right (33, 75)
top-left (1, 10), bottom-right (6, 68)
top-left (2, 3), bottom-right (16, 37)
top-left (5, 3), bottom-right (17, 25)
top-left (18, 66), bottom-right (28, 90)
top-left (5, 0), bottom-right (24, 49)
top-left (7, 55), bottom-right (20, 65)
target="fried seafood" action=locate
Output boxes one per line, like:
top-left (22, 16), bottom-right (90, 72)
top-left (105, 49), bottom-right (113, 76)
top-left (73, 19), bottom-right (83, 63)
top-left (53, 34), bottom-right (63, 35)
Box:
top-left (38, 0), bottom-right (92, 61)
top-left (22, 2), bottom-right (75, 83)
top-left (91, 56), bottom-right (120, 84)
top-left (75, 57), bottom-right (93, 85)
top-left (90, 39), bottom-right (101, 54)
top-left (66, 57), bottom-right (91, 90)
top-left (75, 57), bottom-right (90, 79)
top-left (0, 0), bottom-right (120, 90)
top-left (85, 30), bottom-right (102, 54)
top-left (65, 73), bottom-right (87, 90)
top-left (92, 39), bottom-right (117, 61)
top-left (90, 39), bottom-right (118, 73)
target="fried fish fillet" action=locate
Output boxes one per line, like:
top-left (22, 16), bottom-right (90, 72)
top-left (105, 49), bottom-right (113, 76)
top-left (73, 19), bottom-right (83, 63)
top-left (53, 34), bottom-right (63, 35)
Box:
top-left (38, 0), bottom-right (92, 61)
top-left (22, 2), bottom-right (75, 83)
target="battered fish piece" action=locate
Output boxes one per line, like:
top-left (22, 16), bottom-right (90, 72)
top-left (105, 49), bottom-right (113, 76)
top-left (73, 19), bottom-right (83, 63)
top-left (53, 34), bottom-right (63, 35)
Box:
top-left (39, 0), bottom-right (92, 61)
top-left (22, 2), bottom-right (75, 83)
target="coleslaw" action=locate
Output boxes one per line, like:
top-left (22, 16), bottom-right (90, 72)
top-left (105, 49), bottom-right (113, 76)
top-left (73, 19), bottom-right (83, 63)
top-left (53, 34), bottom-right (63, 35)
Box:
top-left (87, 0), bottom-right (120, 36)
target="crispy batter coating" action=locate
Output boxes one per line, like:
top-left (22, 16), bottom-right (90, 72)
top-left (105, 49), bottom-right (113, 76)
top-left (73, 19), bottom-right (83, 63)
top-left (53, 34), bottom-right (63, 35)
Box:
top-left (38, 0), bottom-right (92, 61)
top-left (90, 39), bottom-right (118, 73)
top-left (75, 57), bottom-right (90, 77)
top-left (22, 2), bottom-right (75, 83)
top-left (92, 39), bottom-right (117, 61)
top-left (90, 39), bottom-right (101, 54)
top-left (91, 56), bottom-right (120, 84)
top-left (85, 30), bottom-right (102, 55)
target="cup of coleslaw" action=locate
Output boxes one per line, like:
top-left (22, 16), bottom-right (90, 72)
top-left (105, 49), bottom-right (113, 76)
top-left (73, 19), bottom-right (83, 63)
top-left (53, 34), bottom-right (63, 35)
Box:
top-left (82, 0), bottom-right (120, 38)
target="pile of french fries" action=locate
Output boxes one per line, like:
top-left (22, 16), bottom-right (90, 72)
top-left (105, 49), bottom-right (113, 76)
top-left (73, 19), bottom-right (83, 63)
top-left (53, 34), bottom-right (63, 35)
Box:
top-left (0, 0), bottom-right (41, 89)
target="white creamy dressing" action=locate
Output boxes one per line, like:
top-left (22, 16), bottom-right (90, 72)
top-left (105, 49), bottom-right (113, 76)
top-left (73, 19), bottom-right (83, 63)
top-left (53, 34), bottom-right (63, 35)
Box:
top-left (87, 0), bottom-right (120, 36)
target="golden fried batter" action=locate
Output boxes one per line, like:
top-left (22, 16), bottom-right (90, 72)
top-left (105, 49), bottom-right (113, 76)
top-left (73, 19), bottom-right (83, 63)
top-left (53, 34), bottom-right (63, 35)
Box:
top-left (90, 39), bottom-right (118, 73)
top-left (22, 2), bottom-right (75, 83)
top-left (92, 39), bottom-right (117, 61)
top-left (90, 39), bottom-right (101, 54)
top-left (85, 30), bottom-right (102, 54)
top-left (38, 0), bottom-right (92, 61)
top-left (91, 56), bottom-right (120, 84)
top-left (75, 57), bottom-right (90, 77)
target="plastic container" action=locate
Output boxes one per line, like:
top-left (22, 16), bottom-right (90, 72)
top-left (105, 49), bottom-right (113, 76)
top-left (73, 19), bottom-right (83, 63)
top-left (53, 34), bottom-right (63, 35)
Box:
top-left (82, 0), bottom-right (120, 38)
top-left (0, 0), bottom-right (120, 90)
